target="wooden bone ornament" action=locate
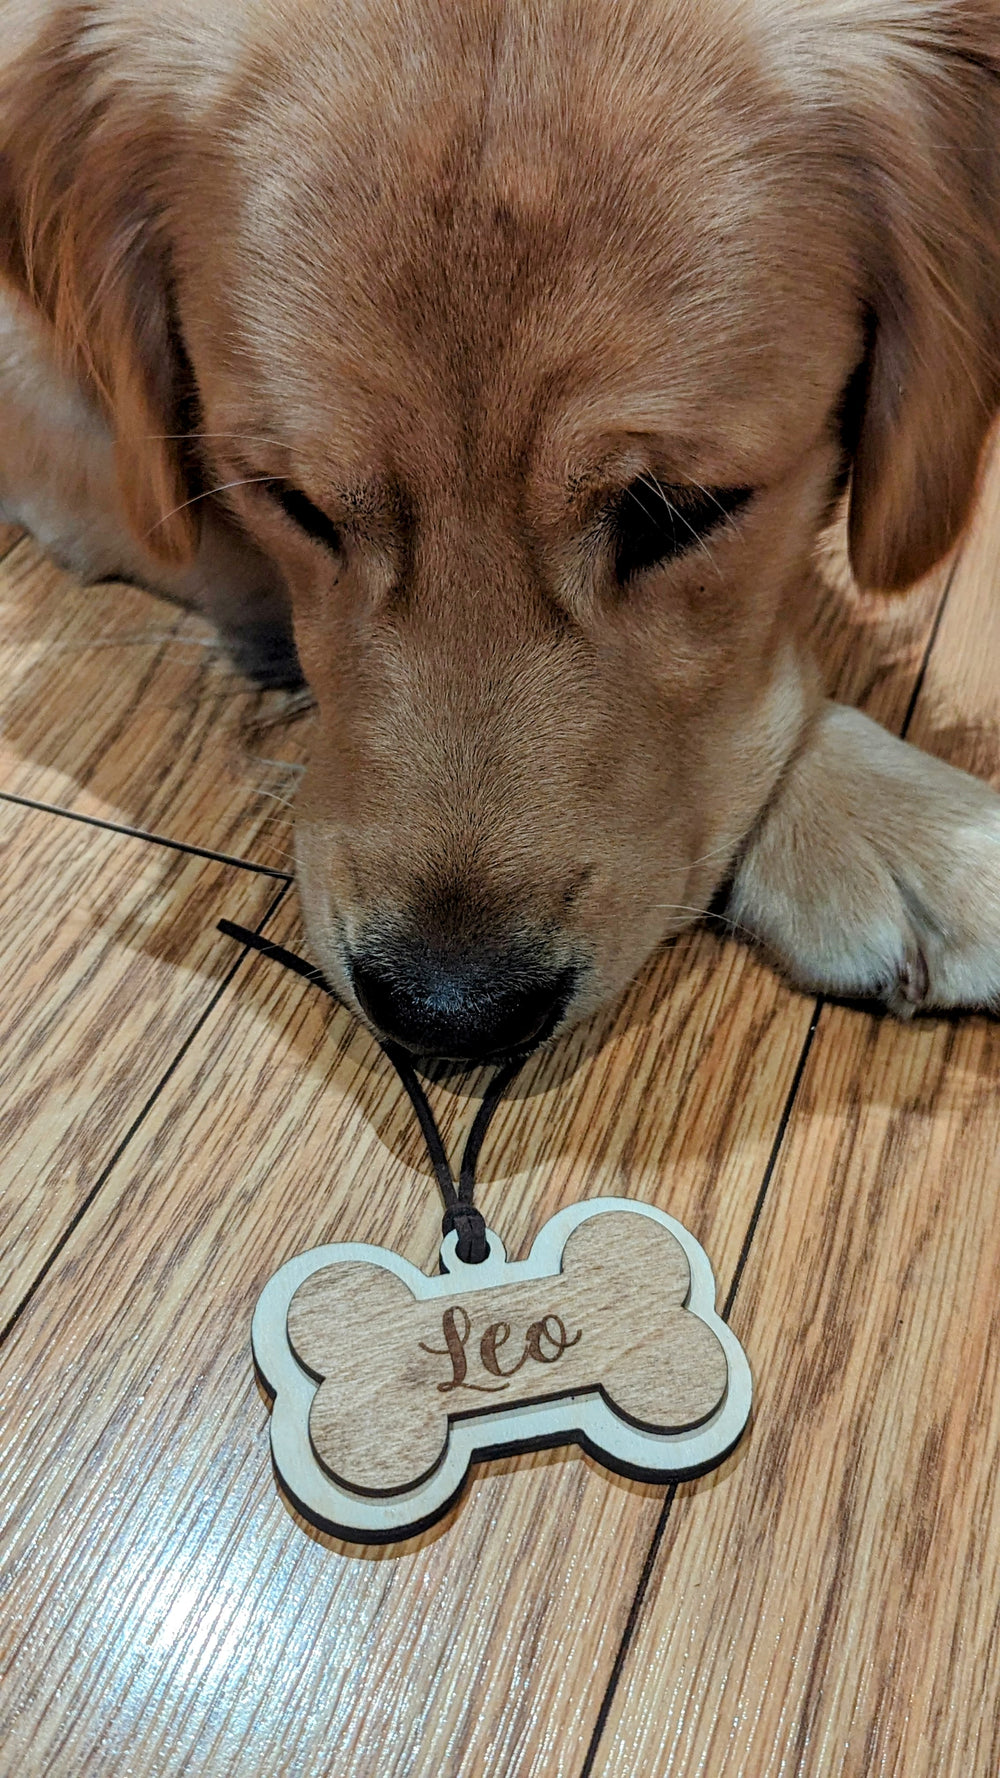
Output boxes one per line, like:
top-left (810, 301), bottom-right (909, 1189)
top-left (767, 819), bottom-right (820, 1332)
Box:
top-left (224, 922), bottom-right (752, 1543)
top-left (253, 1201), bottom-right (752, 1541)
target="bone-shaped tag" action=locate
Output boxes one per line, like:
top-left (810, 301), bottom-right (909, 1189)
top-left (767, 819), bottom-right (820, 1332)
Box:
top-left (288, 1213), bottom-right (725, 1495)
top-left (253, 1199), bottom-right (752, 1542)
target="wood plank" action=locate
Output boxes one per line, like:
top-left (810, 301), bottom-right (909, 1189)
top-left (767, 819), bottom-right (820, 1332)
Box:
top-left (0, 521), bottom-right (949, 1776)
top-left (0, 904), bottom-right (808, 1778)
top-left (595, 1012), bottom-right (1000, 1778)
top-left (590, 446), bottom-right (1000, 1776)
top-left (0, 535), bottom-right (310, 870)
top-left (0, 799), bottom-right (283, 1322)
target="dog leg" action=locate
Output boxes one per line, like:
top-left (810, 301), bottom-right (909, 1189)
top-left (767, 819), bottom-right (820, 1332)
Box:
top-left (725, 702), bottom-right (1000, 1015)
top-left (0, 289), bottom-right (302, 689)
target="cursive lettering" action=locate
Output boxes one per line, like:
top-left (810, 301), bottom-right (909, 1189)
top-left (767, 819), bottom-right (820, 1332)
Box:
top-left (525, 1315), bottom-right (583, 1364)
top-left (419, 1306), bottom-right (582, 1393)
top-left (419, 1307), bottom-right (507, 1394)
top-left (480, 1320), bottom-right (527, 1379)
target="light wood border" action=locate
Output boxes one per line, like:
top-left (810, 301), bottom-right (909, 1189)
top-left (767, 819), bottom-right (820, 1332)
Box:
top-left (253, 1197), bottom-right (752, 1541)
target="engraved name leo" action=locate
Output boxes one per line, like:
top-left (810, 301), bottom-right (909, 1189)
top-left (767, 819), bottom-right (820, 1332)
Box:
top-left (285, 1211), bottom-right (730, 1498)
top-left (418, 1305), bottom-right (582, 1393)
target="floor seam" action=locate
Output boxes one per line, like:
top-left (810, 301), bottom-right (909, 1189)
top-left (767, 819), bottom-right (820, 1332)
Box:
top-left (577, 1001), bottom-right (823, 1778)
top-left (898, 556), bottom-right (958, 742)
top-left (575, 553), bottom-right (961, 1778)
top-left (0, 880), bottom-right (291, 1346)
top-left (0, 788), bottom-right (293, 881)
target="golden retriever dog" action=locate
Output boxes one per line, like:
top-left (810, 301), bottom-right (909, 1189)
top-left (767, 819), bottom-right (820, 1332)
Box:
top-left (2, 0), bottom-right (999, 1060)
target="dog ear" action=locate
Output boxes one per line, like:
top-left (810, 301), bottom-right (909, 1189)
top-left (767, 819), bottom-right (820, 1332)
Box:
top-left (844, 17), bottom-right (1000, 592)
top-left (0, 16), bottom-right (198, 565)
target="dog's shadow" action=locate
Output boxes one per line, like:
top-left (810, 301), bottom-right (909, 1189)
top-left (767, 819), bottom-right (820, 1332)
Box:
top-left (5, 518), bottom-right (997, 1219)
top-left (238, 907), bottom-right (715, 1201)
top-left (216, 520), bottom-right (997, 1215)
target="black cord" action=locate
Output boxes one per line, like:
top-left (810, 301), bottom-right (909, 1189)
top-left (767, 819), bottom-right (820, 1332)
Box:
top-left (380, 1041), bottom-right (458, 1209)
top-left (217, 919), bottom-right (524, 1263)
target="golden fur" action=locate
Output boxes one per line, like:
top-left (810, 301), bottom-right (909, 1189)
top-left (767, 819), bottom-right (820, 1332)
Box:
top-left (2, 1), bottom-right (999, 1053)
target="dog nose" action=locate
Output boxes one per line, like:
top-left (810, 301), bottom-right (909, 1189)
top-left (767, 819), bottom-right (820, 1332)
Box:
top-left (349, 941), bottom-right (576, 1060)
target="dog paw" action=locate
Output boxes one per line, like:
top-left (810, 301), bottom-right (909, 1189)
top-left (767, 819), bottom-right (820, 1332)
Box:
top-left (724, 703), bottom-right (1000, 1016)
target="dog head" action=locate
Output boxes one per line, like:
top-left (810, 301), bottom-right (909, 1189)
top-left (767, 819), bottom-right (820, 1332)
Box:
top-left (3, 0), bottom-right (999, 1057)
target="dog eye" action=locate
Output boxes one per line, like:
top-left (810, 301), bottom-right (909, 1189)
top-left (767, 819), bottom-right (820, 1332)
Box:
top-left (272, 484), bottom-right (342, 554)
top-left (612, 481), bottom-right (752, 582)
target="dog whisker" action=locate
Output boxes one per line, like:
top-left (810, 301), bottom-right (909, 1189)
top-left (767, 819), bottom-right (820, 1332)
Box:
top-left (145, 431), bottom-right (288, 452)
top-left (629, 476), bottom-right (719, 569)
top-left (649, 902), bottom-right (755, 941)
top-left (686, 478), bottom-right (749, 541)
top-left (684, 835), bottom-right (742, 872)
top-left (648, 902), bottom-right (714, 918)
top-left (242, 691), bottom-right (317, 736)
top-left (254, 788), bottom-right (297, 808)
top-left (246, 755), bottom-right (307, 773)
top-left (144, 476), bottom-right (276, 536)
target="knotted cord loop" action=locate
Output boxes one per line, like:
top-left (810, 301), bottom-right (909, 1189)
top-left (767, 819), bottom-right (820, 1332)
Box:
top-left (218, 921), bottom-right (525, 1263)
top-left (440, 1202), bottom-right (489, 1265)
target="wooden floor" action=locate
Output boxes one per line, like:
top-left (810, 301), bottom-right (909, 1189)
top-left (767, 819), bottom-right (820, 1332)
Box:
top-left (1, 449), bottom-right (999, 1776)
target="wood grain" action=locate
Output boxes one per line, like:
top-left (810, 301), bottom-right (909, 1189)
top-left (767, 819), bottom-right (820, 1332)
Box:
top-left (0, 799), bottom-right (283, 1323)
top-left (595, 1015), bottom-right (1000, 1778)
top-left (590, 445), bottom-right (1000, 1778)
top-left (0, 534), bottom-right (310, 869)
top-left (0, 903), bottom-right (810, 1778)
top-left (0, 520), bottom-right (957, 1775)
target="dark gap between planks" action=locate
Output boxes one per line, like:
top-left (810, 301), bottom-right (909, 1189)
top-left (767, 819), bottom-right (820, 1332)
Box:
top-left (577, 549), bottom-right (960, 1778)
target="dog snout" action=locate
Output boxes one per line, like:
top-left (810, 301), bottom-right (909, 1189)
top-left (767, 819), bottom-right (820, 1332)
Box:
top-left (349, 935), bottom-right (578, 1061)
